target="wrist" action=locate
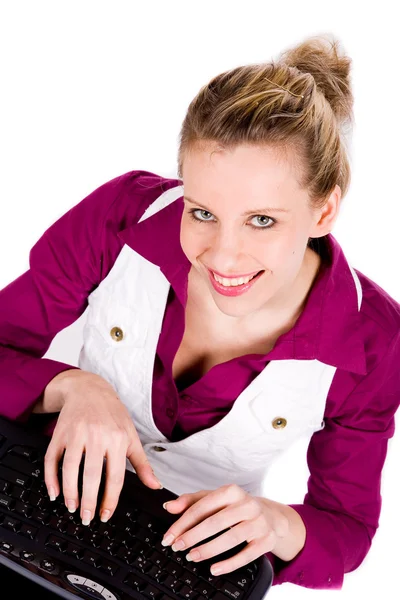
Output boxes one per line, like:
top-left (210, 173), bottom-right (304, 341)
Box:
top-left (259, 497), bottom-right (306, 562)
top-left (33, 368), bottom-right (81, 414)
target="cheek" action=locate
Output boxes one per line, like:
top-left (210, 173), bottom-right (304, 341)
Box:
top-left (259, 238), bottom-right (301, 275)
top-left (179, 221), bottom-right (205, 259)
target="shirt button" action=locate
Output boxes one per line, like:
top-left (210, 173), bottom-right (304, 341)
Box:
top-left (166, 408), bottom-right (174, 418)
top-left (272, 417), bottom-right (287, 429)
top-left (110, 326), bottom-right (124, 341)
top-left (153, 446), bottom-right (166, 452)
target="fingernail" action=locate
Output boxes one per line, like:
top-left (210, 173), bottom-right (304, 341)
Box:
top-left (211, 566), bottom-right (222, 575)
top-left (48, 486), bottom-right (56, 501)
top-left (163, 501), bottom-right (171, 510)
top-left (172, 539), bottom-right (185, 551)
top-left (82, 510), bottom-right (91, 526)
top-left (161, 533), bottom-right (175, 546)
top-left (100, 509), bottom-right (110, 523)
top-left (66, 499), bottom-right (76, 513)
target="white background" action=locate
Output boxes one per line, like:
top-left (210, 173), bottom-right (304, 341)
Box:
top-left (0, 1), bottom-right (398, 598)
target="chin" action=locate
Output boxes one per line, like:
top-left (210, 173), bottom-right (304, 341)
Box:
top-left (212, 297), bottom-right (264, 319)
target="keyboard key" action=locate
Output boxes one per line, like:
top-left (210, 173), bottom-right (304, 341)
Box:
top-left (14, 500), bottom-right (32, 518)
top-left (65, 541), bottom-right (85, 559)
top-left (177, 584), bottom-right (197, 600)
top-left (147, 549), bottom-right (169, 569)
top-left (45, 534), bottom-right (67, 552)
top-left (9, 445), bottom-right (40, 462)
top-left (224, 570), bottom-right (253, 590)
top-left (136, 527), bottom-right (157, 545)
top-left (19, 550), bottom-right (35, 562)
top-left (217, 581), bottom-right (245, 600)
top-left (123, 572), bottom-right (147, 592)
top-left (3, 516), bottom-right (21, 532)
top-left (131, 554), bottom-right (152, 572)
top-left (0, 493), bottom-right (15, 510)
top-left (0, 540), bottom-right (14, 552)
top-left (161, 575), bottom-right (182, 594)
top-left (19, 523), bottom-right (38, 539)
top-left (194, 580), bottom-right (214, 597)
top-left (100, 538), bottom-right (120, 555)
top-left (98, 558), bottom-right (119, 576)
top-left (142, 583), bottom-right (164, 599)
top-left (2, 454), bottom-right (43, 480)
top-left (40, 559), bottom-right (57, 572)
top-left (31, 508), bottom-right (51, 525)
top-left (179, 569), bottom-right (198, 588)
top-left (145, 564), bottom-right (165, 581)
top-left (82, 549), bottom-right (102, 567)
top-left (0, 479), bottom-right (9, 493)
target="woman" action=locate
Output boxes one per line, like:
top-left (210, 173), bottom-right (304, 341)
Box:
top-left (0, 34), bottom-right (399, 591)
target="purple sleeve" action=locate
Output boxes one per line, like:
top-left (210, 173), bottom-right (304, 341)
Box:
top-left (0, 171), bottom-right (142, 420)
top-left (267, 330), bottom-right (400, 590)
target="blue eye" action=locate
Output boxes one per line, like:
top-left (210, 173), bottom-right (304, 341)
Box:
top-left (187, 209), bottom-right (276, 231)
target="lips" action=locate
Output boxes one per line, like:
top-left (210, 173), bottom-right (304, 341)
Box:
top-left (207, 267), bottom-right (262, 280)
top-left (207, 268), bottom-right (265, 297)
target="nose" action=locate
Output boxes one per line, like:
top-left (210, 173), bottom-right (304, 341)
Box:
top-left (207, 227), bottom-right (244, 265)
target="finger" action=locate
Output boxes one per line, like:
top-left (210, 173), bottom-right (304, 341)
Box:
top-left (98, 450), bottom-right (127, 522)
top-left (185, 519), bottom-right (262, 563)
top-left (127, 442), bottom-right (162, 490)
top-left (80, 445), bottom-right (105, 525)
top-left (61, 444), bottom-right (85, 513)
top-left (163, 488), bottom-right (238, 545)
top-left (209, 537), bottom-right (275, 576)
top-left (163, 491), bottom-right (208, 513)
top-left (168, 504), bottom-right (239, 553)
top-left (44, 438), bottom-right (65, 501)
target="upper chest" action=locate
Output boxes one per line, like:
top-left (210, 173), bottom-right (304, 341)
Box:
top-left (171, 301), bottom-right (289, 390)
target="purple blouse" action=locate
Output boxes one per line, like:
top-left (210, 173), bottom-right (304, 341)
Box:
top-left (0, 170), bottom-right (399, 590)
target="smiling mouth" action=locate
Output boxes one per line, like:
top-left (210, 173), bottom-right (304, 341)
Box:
top-left (210, 269), bottom-right (265, 285)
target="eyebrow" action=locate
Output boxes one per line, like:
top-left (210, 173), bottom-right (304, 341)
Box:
top-left (183, 196), bottom-right (290, 215)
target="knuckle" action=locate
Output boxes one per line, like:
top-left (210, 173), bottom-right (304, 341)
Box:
top-left (107, 473), bottom-right (125, 489)
top-left (245, 497), bottom-right (260, 515)
top-left (83, 467), bottom-right (101, 483)
top-left (224, 483), bottom-right (241, 496)
top-left (44, 451), bottom-right (56, 466)
top-left (62, 483), bottom-right (77, 498)
top-left (276, 514), bottom-right (290, 537)
top-left (228, 527), bottom-right (243, 546)
top-left (86, 420), bottom-right (102, 438)
top-left (109, 426), bottom-right (128, 446)
top-left (62, 455), bottom-right (78, 470)
top-left (81, 494), bottom-right (97, 508)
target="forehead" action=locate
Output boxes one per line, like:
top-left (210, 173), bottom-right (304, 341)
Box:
top-left (182, 143), bottom-right (306, 208)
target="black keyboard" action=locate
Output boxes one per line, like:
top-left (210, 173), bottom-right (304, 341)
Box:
top-left (0, 415), bottom-right (273, 600)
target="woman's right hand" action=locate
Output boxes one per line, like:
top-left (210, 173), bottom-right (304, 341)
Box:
top-left (42, 370), bottom-right (162, 525)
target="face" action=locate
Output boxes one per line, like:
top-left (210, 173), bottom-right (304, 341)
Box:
top-left (180, 143), bottom-right (339, 321)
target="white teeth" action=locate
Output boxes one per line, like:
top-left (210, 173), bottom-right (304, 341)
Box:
top-left (212, 271), bottom-right (258, 287)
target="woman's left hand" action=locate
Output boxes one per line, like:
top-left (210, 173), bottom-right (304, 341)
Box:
top-left (161, 483), bottom-right (289, 575)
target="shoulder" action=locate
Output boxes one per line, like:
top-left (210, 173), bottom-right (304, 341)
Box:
top-left (325, 263), bottom-right (400, 420)
top-left (83, 168), bottom-right (182, 223)
top-left (355, 267), bottom-right (400, 338)
top-left (354, 266), bottom-right (400, 371)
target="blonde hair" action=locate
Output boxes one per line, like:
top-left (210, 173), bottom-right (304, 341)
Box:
top-left (177, 33), bottom-right (354, 210)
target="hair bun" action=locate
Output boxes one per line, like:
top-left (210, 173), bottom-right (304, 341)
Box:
top-left (279, 33), bottom-right (353, 124)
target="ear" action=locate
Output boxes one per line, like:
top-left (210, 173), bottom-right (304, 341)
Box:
top-left (309, 184), bottom-right (342, 238)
